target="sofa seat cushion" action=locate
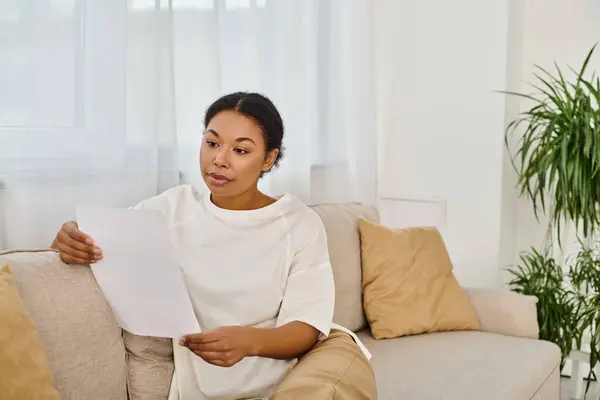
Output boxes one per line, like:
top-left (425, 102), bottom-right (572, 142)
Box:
top-left (123, 331), bottom-right (174, 399)
top-left (356, 330), bottom-right (560, 400)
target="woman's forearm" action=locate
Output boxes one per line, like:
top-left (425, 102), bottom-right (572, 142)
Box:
top-left (249, 321), bottom-right (320, 360)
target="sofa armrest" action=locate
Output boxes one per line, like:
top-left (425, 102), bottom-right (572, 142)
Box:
top-left (465, 287), bottom-right (539, 339)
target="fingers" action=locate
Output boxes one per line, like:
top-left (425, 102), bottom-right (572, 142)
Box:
top-left (59, 252), bottom-right (94, 266)
top-left (182, 332), bottom-right (219, 345)
top-left (180, 331), bottom-right (242, 368)
top-left (180, 334), bottom-right (229, 362)
top-left (64, 222), bottom-right (94, 246)
top-left (59, 225), bottom-right (96, 253)
top-left (56, 221), bottom-right (102, 265)
top-left (56, 239), bottom-right (94, 260)
top-left (190, 350), bottom-right (233, 367)
top-left (58, 230), bottom-right (93, 253)
top-left (57, 231), bottom-right (102, 264)
top-left (180, 334), bottom-right (201, 345)
top-left (185, 341), bottom-right (227, 352)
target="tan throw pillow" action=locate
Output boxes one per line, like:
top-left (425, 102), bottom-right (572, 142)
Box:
top-left (0, 266), bottom-right (60, 399)
top-left (358, 220), bottom-right (479, 339)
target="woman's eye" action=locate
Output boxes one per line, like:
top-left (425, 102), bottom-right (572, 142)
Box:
top-left (206, 140), bottom-right (218, 148)
top-left (234, 148), bottom-right (248, 154)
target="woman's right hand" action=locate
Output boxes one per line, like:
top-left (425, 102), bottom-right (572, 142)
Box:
top-left (53, 221), bottom-right (102, 265)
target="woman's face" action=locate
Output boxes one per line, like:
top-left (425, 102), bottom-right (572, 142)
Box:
top-left (200, 110), bottom-right (278, 197)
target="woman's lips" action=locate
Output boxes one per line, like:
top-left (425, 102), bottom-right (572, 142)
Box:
top-left (207, 173), bottom-right (232, 187)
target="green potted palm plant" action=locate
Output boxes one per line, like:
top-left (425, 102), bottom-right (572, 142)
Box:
top-left (507, 248), bottom-right (580, 368)
top-left (505, 44), bottom-right (600, 238)
top-left (504, 43), bottom-right (600, 395)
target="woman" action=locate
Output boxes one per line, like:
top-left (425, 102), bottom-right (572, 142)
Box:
top-left (52, 92), bottom-right (376, 399)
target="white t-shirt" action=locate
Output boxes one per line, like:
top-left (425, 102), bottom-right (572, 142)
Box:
top-left (134, 185), bottom-right (338, 399)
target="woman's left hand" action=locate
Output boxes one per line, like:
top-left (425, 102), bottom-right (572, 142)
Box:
top-left (180, 326), bottom-right (257, 368)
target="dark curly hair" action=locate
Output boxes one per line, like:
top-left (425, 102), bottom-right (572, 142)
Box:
top-left (204, 92), bottom-right (285, 175)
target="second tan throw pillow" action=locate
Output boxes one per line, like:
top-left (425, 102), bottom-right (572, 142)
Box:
top-left (358, 220), bottom-right (479, 339)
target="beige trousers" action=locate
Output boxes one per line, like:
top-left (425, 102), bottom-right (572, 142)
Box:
top-left (270, 330), bottom-right (377, 400)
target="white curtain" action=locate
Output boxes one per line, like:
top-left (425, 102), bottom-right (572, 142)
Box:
top-left (0, 0), bottom-right (377, 250)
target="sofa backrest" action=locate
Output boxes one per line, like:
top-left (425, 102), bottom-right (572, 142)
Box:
top-left (309, 202), bottom-right (379, 332)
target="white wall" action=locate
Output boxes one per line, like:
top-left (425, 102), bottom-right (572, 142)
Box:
top-left (373, 0), bottom-right (600, 287)
top-left (373, 0), bottom-right (510, 287)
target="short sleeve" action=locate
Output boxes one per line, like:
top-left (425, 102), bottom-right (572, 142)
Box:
top-left (276, 214), bottom-right (335, 337)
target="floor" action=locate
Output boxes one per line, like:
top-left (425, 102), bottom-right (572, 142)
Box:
top-left (562, 377), bottom-right (599, 399)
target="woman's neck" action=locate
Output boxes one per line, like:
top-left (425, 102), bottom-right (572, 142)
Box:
top-left (210, 188), bottom-right (275, 211)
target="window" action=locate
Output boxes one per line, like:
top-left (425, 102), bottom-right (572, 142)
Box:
top-left (0, 0), bottom-right (82, 128)
top-left (0, 0), bottom-right (125, 168)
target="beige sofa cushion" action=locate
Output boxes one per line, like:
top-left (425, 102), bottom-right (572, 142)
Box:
top-left (359, 221), bottom-right (479, 339)
top-left (357, 329), bottom-right (560, 400)
top-left (466, 288), bottom-right (539, 339)
top-left (123, 331), bottom-right (174, 399)
top-left (0, 266), bottom-right (60, 399)
top-left (0, 250), bottom-right (128, 400)
top-left (310, 203), bottom-right (379, 332)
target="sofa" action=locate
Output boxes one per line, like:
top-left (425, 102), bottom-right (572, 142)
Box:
top-left (0, 202), bottom-right (561, 399)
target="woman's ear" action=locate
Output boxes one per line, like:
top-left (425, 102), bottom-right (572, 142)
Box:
top-left (262, 149), bottom-right (279, 173)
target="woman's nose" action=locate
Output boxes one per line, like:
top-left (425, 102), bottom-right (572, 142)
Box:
top-left (213, 150), bottom-right (229, 168)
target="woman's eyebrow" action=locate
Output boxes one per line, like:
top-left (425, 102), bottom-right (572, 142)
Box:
top-left (236, 137), bottom-right (255, 145)
top-left (205, 129), bottom-right (255, 145)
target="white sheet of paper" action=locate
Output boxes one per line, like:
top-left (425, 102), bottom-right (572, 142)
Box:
top-left (76, 205), bottom-right (200, 339)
